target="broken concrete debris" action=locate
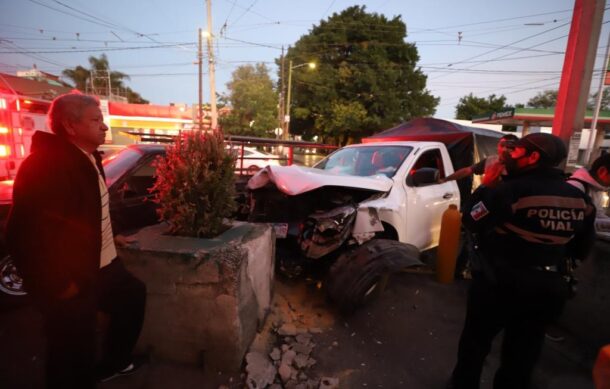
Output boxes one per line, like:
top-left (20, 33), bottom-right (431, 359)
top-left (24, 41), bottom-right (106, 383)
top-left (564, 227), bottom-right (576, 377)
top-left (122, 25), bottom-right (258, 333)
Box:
top-left (245, 317), bottom-right (340, 389)
top-left (243, 284), bottom-right (339, 389)
top-left (245, 351), bottom-right (277, 389)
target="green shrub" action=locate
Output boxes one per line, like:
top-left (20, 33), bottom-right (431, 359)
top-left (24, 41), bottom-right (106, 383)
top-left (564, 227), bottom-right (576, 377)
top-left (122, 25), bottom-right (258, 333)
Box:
top-left (152, 130), bottom-right (236, 238)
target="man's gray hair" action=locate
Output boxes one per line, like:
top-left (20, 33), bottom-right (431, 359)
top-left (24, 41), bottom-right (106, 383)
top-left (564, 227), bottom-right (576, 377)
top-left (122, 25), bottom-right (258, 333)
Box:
top-left (47, 93), bottom-right (100, 138)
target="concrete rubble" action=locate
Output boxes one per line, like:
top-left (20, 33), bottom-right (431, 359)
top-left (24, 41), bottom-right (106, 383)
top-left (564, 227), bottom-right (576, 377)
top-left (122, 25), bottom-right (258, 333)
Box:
top-left (244, 288), bottom-right (338, 389)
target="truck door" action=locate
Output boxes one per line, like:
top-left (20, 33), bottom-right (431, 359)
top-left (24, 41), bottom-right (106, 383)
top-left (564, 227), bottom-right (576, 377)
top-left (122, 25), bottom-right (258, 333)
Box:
top-left (403, 147), bottom-right (460, 250)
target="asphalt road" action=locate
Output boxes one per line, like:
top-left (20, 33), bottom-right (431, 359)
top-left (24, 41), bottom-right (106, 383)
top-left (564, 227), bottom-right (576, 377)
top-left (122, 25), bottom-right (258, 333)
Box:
top-left (1, 242), bottom-right (608, 389)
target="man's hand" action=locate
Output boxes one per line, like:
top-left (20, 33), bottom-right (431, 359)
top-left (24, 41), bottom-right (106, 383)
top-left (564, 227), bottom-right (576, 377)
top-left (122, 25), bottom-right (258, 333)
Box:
top-left (482, 161), bottom-right (505, 187)
top-left (114, 234), bottom-right (137, 248)
top-left (57, 281), bottom-right (79, 300)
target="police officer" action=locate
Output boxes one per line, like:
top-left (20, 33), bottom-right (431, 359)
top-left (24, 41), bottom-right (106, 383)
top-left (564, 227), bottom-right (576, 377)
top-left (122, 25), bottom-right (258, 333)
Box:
top-left (449, 133), bottom-right (596, 389)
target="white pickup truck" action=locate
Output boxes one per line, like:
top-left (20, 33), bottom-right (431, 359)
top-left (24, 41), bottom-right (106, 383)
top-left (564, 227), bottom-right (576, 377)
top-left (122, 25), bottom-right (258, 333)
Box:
top-left (248, 141), bottom-right (461, 312)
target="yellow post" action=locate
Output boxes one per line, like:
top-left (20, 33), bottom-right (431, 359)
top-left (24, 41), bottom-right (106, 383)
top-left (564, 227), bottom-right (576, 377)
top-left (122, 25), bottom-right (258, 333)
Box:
top-left (436, 204), bottom-right (462, 284)
top-left (594, 344), bottom-right (610, 389)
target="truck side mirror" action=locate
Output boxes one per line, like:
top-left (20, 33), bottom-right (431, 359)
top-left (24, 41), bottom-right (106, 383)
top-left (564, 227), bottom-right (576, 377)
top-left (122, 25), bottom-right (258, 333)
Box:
top-left (406, 167), bottom-right (439, 187)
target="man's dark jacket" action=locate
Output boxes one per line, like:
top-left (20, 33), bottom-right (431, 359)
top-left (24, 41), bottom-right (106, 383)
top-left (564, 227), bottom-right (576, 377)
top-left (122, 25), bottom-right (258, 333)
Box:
top-left (6, 131), bottom-right (104, 302)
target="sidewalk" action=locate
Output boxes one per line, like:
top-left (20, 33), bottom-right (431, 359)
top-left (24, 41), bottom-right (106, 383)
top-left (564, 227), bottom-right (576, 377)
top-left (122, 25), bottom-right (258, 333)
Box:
top-left (106, 272), bottom-right (594, 389)
top-left (1, 256), bottom-right (601, 388)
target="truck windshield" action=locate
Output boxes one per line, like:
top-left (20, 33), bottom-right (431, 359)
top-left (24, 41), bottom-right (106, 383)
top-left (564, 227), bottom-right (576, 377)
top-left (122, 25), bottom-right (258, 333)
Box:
top-left (314, 145), bottom-right (412, 178)
top-left (102, 147), bottom-right (144, 187)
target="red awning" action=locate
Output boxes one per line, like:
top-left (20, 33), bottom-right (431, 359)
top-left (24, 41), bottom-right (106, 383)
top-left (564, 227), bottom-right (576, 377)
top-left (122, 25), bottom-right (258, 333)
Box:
top-left (108, 101), bottom-right (192, 120)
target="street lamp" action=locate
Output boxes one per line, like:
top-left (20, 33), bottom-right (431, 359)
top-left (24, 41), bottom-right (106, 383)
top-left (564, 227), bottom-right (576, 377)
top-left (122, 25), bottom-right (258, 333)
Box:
top-left (283, 60), bottom-right (316, 139)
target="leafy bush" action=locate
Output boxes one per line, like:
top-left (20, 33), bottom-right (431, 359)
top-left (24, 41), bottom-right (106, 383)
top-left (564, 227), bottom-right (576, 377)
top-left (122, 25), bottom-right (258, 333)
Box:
top-left (152, 130), bottom-right (236, 238)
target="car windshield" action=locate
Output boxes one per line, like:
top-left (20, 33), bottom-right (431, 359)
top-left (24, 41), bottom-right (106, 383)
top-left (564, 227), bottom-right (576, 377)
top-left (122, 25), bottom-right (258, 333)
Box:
top-left (314, 145), bottom-right (412, 178)
top-left (102, 147), bottom-right (144, 187)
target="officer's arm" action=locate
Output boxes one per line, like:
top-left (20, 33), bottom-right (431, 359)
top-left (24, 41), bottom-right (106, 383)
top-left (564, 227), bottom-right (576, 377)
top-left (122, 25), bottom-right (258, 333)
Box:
top-left (568, 201), bottom-right (597, 261)
top-left (462, 183), bottom-right (513, 234)
top-left (439, 166), bottom-right (474, 183)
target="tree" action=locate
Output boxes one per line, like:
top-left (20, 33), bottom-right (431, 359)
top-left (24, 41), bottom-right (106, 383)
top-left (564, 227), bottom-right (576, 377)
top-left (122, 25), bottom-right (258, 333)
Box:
top-left (62, 54), bottom-right (148, 104)
top-left (219, 63), bottom-right (278, 137)
top-left (527, 90), bottom-right (558, 108)
top-left (282, 5), bottom-right (438, 145)
top-left (455, 93), bottom-right (508, 120)
top-left (588, 88), bottom-right (610, 110)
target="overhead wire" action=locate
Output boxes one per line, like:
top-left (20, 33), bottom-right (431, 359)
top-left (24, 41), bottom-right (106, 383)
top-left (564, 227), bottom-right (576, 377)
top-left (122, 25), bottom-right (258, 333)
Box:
top-left (0, 42), bottom-right (196, 54)
top-left (429, 21), bottom-right (571, 80)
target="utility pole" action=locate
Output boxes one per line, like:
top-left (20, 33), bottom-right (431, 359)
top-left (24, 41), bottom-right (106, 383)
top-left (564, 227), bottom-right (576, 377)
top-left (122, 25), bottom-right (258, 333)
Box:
top-left (198, 28), bottom-right (204, 131)
top-left (278, 46), bottom-right (285, 138)
top-left (107, 70), bottom-right (111, 98)
top-left (585, 29), bottom-right (610, 165)
top-left (206, 0), bottom-right (218, 131)
top-left (284, 59), bottom-right (293, 140)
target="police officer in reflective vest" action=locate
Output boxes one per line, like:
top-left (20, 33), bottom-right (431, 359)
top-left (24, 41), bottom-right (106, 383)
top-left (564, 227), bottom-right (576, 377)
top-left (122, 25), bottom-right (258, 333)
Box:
top-left (450, 133), bottom-right (596, 389)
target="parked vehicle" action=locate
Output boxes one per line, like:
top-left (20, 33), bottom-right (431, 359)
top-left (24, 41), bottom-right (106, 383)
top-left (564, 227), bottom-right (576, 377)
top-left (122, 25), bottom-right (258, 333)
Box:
top-left (231, 146), bottom-right (281, 174)
top-left (247, 141), bottom-right (461, 312)
top-left (0, 143), bottom-right (261, 303)
top-left (0, 144), bottom-right (166, 304)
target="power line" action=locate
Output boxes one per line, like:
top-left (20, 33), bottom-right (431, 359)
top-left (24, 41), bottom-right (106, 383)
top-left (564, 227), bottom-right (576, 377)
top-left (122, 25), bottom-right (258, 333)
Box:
top-left (322, 0), bottom-right (338, 18)
top-left (0, 42), bottom-right (195, 54)
top-left (435, 18), bottom-right (610, 80)
top-left (222, 0), bottom-right (276, 23)
top-left (26, 0), bottom-right (119, 30)
top-left (0, 39), bottom-right (71, 68)
top-left (431, 21), bottom-right (571, 80)
top-left (416, 8), bottom-right (572, 32)
top-left (50, 0), bottom-right (162, 44)
top-left (421, 52), bottom-right (561, 66)
top-left (221, 35), bottom-right (281, 50)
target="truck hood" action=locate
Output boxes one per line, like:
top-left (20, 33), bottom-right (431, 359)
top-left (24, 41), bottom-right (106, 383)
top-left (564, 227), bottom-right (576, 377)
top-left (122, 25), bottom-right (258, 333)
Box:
top-left (247, 165), bottom-right (394, 196)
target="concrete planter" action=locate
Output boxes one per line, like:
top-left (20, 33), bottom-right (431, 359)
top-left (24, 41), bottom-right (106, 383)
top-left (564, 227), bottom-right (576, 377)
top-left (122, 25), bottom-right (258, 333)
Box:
top-left (118, 222), bottom-right (275, 372)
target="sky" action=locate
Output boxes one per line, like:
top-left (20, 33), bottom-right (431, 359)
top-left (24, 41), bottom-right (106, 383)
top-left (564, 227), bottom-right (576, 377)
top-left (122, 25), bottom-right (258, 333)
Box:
top-left (0, 0), bottom-right (608, 120)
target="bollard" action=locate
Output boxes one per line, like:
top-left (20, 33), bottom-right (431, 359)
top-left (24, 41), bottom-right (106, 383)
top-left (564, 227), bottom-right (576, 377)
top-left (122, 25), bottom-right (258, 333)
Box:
top-left (436, 204), bottom-right (461, 284)
top-left (594, 344), bottom-right (610, 389)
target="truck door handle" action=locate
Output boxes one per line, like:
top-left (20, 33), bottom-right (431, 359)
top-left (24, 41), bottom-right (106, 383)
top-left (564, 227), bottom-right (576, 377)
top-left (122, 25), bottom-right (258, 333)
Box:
top-left (443, 193), bottom-right (453, 199)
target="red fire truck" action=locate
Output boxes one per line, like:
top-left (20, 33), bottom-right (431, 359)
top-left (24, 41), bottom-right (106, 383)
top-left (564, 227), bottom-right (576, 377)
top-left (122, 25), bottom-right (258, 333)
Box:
top-left (0, 92), bottom-right (52, 181)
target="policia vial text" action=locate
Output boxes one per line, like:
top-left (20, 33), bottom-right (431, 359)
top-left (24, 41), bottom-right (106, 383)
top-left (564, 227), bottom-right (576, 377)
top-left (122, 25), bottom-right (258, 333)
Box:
top-left (527, 208), bottom-right (585, 232)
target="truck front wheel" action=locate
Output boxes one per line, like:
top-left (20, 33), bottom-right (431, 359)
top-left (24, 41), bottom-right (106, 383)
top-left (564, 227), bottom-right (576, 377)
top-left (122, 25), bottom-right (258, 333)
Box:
top-left (325, 239), bottom-right (422, 314)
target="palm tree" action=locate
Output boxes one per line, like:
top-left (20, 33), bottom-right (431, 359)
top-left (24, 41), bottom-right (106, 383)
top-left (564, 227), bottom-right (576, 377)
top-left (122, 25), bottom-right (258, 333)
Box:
top-left (62, 54), bottom-right (148, 103)
top-left (62, 65), bottom-right (90, 91)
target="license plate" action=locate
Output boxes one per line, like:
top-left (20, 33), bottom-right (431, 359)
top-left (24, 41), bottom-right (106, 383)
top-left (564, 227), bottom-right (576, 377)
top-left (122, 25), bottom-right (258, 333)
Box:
top-left (273, 223), bottom-right (288, 238)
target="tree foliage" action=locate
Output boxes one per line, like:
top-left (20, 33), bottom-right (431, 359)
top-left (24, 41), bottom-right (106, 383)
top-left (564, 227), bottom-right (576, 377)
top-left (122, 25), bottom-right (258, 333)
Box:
top-left (219, 63), bottom-right (278, 137)
top-left (588, 88), bottom-right (610, 110)
top-left (527, 90), bottom-right (558, 108)
top-left (455, 93), bottom-right (508, 120)
top-left (283, 5), bottom-right (438, 145)
top-left (152, 130), bottom-right (236, 238)
top-left (62, 54), bottom-right (148, 104)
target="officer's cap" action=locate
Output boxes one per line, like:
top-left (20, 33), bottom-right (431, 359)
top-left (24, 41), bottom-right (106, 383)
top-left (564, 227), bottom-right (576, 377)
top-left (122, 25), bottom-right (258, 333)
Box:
top-left (516, 133), bottom-right (567, 167)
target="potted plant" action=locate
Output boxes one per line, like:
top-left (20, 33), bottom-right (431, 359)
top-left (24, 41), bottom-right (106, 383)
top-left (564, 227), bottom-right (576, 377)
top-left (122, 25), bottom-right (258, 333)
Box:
top-left (152, 129), bottom-right (236, 238)
top-left (117, 129), bottom-right (275, 372)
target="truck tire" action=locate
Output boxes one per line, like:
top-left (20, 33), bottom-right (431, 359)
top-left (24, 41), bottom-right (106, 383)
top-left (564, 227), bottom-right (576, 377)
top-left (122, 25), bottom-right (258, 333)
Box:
top-left (325, 239), bottom-right (422, 314)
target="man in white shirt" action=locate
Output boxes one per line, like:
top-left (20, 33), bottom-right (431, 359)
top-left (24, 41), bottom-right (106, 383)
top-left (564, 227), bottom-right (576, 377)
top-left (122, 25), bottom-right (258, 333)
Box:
top-left (7, 93), bottom-right (146, 388)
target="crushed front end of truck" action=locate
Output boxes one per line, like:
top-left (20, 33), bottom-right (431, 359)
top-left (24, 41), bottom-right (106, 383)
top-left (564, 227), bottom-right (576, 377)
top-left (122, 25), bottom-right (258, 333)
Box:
top-left (247, 163), bottom-right (422, 312)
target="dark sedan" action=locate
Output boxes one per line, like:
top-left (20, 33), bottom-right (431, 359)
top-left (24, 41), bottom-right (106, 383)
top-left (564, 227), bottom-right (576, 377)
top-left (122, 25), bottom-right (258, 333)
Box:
top-left (1, 143), bottom-right (252, 303)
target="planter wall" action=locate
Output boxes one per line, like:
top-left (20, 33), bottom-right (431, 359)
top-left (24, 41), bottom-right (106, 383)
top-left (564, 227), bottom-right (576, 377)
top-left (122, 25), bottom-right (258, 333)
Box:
top-left (118, 222), bottom-right (275, 372)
